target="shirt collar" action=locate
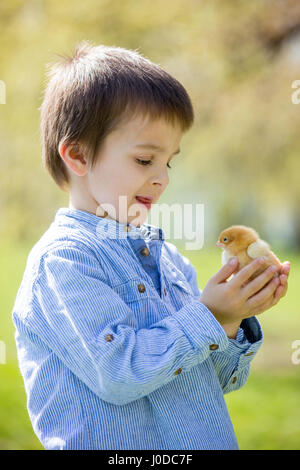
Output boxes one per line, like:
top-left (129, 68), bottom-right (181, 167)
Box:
top-left (54, 207), bottom-right (165, 242)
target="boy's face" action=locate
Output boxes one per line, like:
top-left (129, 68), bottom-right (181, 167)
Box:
top-left (65, 113), bottom-right (183, 226)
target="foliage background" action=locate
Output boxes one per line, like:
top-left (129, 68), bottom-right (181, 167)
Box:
top-left (0, 0), bottom-right (299, 450)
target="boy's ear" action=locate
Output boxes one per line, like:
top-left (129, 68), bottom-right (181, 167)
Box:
top-left (58, 141), bottom-right (88, 177)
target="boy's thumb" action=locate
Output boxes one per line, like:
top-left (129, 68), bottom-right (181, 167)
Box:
top-left (213, 257), bottom-right (239, 284)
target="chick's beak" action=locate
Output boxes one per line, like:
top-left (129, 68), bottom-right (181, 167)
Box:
top-left (216, 241), bottom-right (224, 248)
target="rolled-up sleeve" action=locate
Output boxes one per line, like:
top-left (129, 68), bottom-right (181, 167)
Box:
top-left (210, 317), bottom-right (263, 394)
top-left (26, 244), bottom-right (231, 406)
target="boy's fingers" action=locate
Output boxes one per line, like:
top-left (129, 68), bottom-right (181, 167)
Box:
top-left (276, 277), bottom-right (288, 298)
top-left (246, 275), bottom-right (279, 310)
top-left (230, 257), bottom-right (265, 288)
top-left (249, 291), bottom-right (275, 316)
top-left (212, 257), bottom-right (239, 284)
top-left (274, 285), bottom-right (285, 302)
top-left (281, 262), bottom-right (290, 276)
top-left (242, 265), bottom-right (279, 299)
top-left (279, 274), bottom-right (287, 285)
top-left (247, 270), bottom-right (289, 316)
top-left (249, 275), bottom-right (288, 315)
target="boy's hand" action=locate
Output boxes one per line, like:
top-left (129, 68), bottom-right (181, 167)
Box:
top-left (199, 257), bottom-right (290, 329)
top-left (273, 260), bottom-right (290, 303)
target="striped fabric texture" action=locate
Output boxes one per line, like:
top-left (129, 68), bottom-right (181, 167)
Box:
top-left (12, 208), bottom-right (263, 450)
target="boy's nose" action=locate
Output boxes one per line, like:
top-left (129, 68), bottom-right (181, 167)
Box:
top-left (152, 167), bottom-right (170, 187)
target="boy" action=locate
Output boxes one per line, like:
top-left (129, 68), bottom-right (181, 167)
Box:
top-left (12, 41), bottom-right (290, 450)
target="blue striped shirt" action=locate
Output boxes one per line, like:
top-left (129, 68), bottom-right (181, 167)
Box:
top-left (12, 207), bottom-right (263, 450)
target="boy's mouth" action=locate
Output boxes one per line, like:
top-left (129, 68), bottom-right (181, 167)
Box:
top-left (135, 196), bottom-right (152, 210)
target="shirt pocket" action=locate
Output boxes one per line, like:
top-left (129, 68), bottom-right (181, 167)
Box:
top-left (163, 260), bottom-right (196, 308)
top-left (112, 279), bottom-right (163, 328)
top-left (112, 278), bottom-right (157, 302)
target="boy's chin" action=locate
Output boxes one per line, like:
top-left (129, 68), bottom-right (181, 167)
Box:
top-left (113, 211), bottom-right (146, 227)
top-left (126, 203), bottom-right (149, 227)
top-left (127, 215), bottom-right (146, 228)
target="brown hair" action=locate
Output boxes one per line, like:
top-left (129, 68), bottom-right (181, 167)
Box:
top-left (40, 40), bottom-right (194, 191)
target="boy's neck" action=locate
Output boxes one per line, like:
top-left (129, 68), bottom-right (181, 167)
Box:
top-left (68, 185), bottom-right (98, 216)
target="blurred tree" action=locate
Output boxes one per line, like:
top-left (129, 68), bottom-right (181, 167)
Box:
top-left (0, 0), bottom-right (299, 249)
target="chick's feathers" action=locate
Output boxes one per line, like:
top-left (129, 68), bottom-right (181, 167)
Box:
top-left (217, 224), bottom-right (281, 281)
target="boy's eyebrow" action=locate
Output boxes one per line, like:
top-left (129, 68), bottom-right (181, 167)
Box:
top-left (134, 143), bottom-right (181, 155)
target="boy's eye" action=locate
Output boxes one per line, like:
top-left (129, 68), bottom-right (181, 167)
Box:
top-left (136, 159), bottom-right (152, 166)
top-left (135, 158), bottom-right (172, 169)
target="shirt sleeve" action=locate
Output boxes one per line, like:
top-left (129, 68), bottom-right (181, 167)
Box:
top-left (210, 317), bottom-right (263, 394)
top-left (165, 243), bottom-right (264, 394)
top-left (24, 244), bottom-right (232, 406)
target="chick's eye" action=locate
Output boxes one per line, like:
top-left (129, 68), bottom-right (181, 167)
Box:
top-left (223, 237), bottom-right (228, 242)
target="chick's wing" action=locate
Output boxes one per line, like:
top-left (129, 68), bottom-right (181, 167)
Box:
top-left (247, 239), bottom-right (270, 259)
top-left (247, 239), bottom-right (281, 267)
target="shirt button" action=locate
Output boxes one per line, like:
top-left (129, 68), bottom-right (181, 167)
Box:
top-left (232, 376), bottom-right (237, 384)
top-left (164, 287), bottom-right (167, 296)
top-left (174, 368), bottom-right (182, 375)
top-left (209, 344), bottom-right (219, 350)
top-left (105, 334), bottom-right (114, 342)
top-left (141, 247), bottom-right (150, 256)
top-left (245, 352), bottom-right (254, 356)
top-left (138, 283), bottom-right (146, 293)
top-left (124, 224), bottom-right (131, 232)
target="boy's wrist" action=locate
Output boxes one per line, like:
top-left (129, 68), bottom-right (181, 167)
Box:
top-left (197, 298), bottom-right (241, 339)
top-left (198, 297), bottom-right (241, 338)
top-left (222, 322), bottom-right (241, 339)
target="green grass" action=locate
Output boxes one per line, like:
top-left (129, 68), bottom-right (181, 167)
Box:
top-left (1, 239), bottom-right (299, 449)
top-left (225, 370), bottom-right (300, 450)
top-left (0, 362), bottom-right (43, 450)
top-left (0, 239), bottom-right (43, 450)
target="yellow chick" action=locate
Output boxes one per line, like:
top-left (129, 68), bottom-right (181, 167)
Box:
top-left (216, 225), bottom-right (281, 282)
